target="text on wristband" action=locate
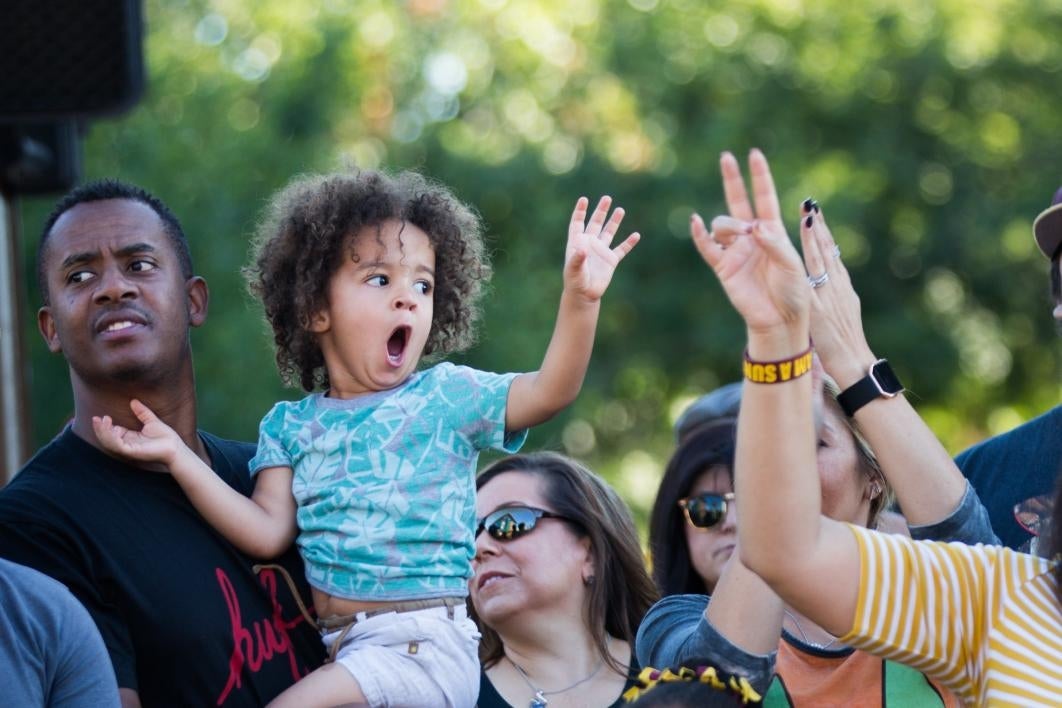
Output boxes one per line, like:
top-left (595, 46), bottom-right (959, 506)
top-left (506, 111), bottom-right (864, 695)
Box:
top-left (743, 350), bottom-right (813, 384)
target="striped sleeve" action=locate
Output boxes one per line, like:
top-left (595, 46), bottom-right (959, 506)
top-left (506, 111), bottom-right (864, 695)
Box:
top-left (839, 524), bottom-right (1061, 706)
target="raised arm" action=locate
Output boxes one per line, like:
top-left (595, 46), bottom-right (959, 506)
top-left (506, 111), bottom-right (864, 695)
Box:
top-left (636, 587), bottom-right (778, 695)
top-left (505, 196), bottom-right (640, 431)
top-left (797, 202), bottom-right (994, 541)
top-left (693, 149), bottom-right (861, 637)
top-left (93, 400), bottom-right (297, 559)
top-left (684, 154), bottom-right (789, 660)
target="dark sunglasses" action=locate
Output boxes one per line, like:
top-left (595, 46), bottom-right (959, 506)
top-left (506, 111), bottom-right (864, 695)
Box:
top-left (677, 492), bottom-right (735, 530)
top-left (475, 506), bottom-right (570, 542)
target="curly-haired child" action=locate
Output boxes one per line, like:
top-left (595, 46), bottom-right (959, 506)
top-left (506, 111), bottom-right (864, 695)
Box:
top-left (93, 169), bottom-right (640, 708)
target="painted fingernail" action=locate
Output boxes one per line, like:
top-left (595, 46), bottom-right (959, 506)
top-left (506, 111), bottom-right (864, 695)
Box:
top-left (802, 198), bottom-right (814, 212)
top-left (812, 201), bottom-right (820, 213)
top-left (805, 215), bottom-right (813, 228)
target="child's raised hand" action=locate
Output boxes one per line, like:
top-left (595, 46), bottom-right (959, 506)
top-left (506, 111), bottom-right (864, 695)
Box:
top-left (564, 196), bottom-right (641, 302)
top-left (691, 149), bottom-right (810, 335)
top-left (92, 399), bottom-right (185, 468)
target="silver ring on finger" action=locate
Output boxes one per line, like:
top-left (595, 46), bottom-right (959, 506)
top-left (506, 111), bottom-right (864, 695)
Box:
top-left (808, 271), bottom-right (830, 289)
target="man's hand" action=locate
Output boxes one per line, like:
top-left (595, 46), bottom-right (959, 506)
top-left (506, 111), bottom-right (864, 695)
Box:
top-left (92, 399), bottom-right (185, 468)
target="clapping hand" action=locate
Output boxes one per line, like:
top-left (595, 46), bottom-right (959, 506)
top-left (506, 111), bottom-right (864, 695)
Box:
top-left (564, 196), bottom-right (641, 302)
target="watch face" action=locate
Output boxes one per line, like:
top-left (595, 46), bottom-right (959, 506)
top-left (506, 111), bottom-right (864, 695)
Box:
top-left (871, 361), bottom-right (903, 395)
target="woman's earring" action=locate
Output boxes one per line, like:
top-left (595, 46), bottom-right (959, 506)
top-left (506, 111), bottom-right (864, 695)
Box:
top-left (584, 575), bottom-right (595, 586)
top-left (868, 480), bottom-right (882, 499)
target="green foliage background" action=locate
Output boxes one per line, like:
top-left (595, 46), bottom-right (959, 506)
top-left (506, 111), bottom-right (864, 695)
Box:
top-left (19, 0), bottom-right (1062, 525)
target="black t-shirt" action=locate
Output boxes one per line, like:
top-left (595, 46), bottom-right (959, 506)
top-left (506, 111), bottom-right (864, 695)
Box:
top-left (0, 428), bottom-right (325, 707)
top-left (477, 654), bottom-right (640, 708)
top-left (956, 405), bottom-right (1062, 549)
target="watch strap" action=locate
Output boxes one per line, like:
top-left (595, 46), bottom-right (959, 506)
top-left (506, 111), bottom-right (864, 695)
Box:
top-left (836, 359), bottom-right (902, 417)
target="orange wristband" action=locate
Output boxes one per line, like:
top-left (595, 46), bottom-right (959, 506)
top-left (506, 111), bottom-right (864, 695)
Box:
top-left (743, 345), bottom-right (813, 384)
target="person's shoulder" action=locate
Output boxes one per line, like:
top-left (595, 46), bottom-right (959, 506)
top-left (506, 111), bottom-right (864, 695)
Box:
top-left (0, 557), bottom-right (81, 618)
top-left (641, 593), bottom-right (712, 625)
top-left (12, 428), bottom-right (79, 474)
top-left (420, 361), bottom-right (518, 390)
top-left (993, 543), bottom-right (1057, 582)
top-left (400, 362), bottom-right (462, 392)
top-left (0, 430), bottom-right (84, 508)
top-left (251, 395), bottom-right (322, 442)
top-left (199, 431), bottom-right (256, 482)
top-left (422, 361), bottom-right (511, 378)
top-left (261, 394), bottom-right (318, 419)
top-left (200, 431), bottom-right (256, 459)
top-left (956, 403), bottom-right (1062, 465)
top-left (420, 361), bottom-right (458, 380)
top-left (0, 556), bottom-right (64, 590)
top-left (655, 593), bottom-right (712, 609)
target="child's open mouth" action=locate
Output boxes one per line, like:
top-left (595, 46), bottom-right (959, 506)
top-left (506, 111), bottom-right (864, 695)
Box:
top-left (387, 325), bottom-right (410, 366)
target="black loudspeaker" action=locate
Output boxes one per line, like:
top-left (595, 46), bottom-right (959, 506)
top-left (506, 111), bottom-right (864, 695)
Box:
top-left (0, 1), bottom-right (143, 193)
top-left (0, 0), bottom-right (145, 121)
top-left (0, 121), bottom-right (82, 194)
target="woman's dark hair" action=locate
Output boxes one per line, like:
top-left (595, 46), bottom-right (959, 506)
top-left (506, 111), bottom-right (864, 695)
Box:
top-left (648, 420), bottom-right (737, 597)
top-left (473, 452), bottom-right (659, 674)
top-left (246, 169), bottom-right (491, 391)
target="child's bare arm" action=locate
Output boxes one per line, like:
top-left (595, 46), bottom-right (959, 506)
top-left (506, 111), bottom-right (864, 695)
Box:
top-left (93, 400), bottom-right (298, 559)
top-left (506, 196), bottom-right (640, 432)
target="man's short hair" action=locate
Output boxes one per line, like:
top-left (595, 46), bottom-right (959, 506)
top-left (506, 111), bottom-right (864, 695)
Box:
top-left (36, 179), bottom-right (193, 304)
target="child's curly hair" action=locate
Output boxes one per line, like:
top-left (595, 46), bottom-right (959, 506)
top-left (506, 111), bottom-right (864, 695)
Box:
top-left (245, 169), bottom-right (491, 391)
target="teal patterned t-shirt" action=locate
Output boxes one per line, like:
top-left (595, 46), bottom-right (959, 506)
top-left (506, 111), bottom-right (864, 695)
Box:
top-left (249, 362), bottom-right (527, 601)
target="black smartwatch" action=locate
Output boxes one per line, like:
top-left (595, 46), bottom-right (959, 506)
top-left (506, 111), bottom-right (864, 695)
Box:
top-left (836, 359), bottom-right (904, 417)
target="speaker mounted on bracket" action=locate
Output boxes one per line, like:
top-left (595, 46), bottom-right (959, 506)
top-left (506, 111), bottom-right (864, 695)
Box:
top-left (0, 0), bottom-right (144, 193)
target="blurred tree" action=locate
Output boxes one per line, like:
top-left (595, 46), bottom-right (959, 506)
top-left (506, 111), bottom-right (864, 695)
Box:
top-left (19, 0), bottom-right (1062, 525)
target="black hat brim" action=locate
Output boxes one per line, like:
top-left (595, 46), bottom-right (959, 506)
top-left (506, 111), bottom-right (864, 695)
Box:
top-left (1033, 203), bottom-right (1062, 259)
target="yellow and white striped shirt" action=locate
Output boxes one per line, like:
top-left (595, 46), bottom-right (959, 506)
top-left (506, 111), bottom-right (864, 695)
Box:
top-left (840, 525), bottom-right (1061, 707)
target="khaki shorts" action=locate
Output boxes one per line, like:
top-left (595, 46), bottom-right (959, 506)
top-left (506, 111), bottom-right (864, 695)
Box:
top-left (322, 603), bottom-right (480, 708)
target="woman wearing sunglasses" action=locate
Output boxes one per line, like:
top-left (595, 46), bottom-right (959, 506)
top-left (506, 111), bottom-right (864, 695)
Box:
top-left (642, 395), bottom-right (937, 703)
top-left (638, 152), bottom-right (1001, 705)
top-left (689, 149), bottom-right (1061, 705)
top-left (647, 383), bottom-right (893, 602)
top-left (648, 396), bottom-right (741, 599)
top-left (470, 452), bottom-right (658, 708)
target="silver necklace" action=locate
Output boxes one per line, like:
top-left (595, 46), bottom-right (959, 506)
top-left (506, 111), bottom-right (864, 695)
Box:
top-left (507, 654), bottom-right (605, 708)
top-left (783, 609), bottom-right (839, 650)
